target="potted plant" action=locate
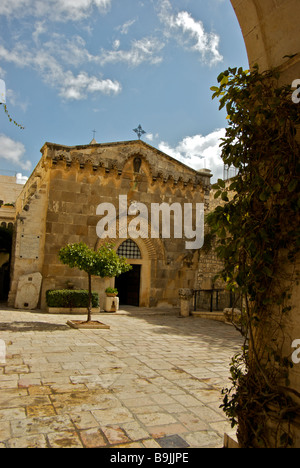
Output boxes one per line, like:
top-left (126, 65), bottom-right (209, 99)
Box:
top-left (105, 287), bottom-right (118, 297)
top-left (58, 242), bottom-right (131, 328)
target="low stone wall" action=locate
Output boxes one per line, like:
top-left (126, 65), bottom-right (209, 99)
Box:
top-left (191, 311), bottom-right (226, 323)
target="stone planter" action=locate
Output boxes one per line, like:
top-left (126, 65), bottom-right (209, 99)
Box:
top-left (67, 320), bottom-right (110, 329)
top-left (104, 296), bottom-right (119, 313)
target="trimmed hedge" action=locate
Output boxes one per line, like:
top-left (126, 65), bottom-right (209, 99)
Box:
top-left (46, 289), bottom-right (99, 308)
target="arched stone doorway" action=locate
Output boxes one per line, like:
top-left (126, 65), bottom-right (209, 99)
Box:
top-left (96, 231), bottom-right (165, 308)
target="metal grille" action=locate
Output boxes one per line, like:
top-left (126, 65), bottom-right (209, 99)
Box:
top-left (117, 239), bottom-right (141, 259)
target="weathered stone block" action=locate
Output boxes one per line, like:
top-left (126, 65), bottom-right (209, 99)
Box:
top-left (14, 272), bottom-right (42, 310)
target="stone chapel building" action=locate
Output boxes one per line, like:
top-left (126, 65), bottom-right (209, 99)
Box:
top-left (7, 139), bottom-right (212, 311)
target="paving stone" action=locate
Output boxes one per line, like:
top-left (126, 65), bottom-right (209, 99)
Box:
top-left (71, 411), bottom-right (99, 430)
top-left (7, 434), bottom-right (48, 448)
top-left (0, 408), bottom-right (27, 422)
top-left (185, 430), bottom-right (224, 448)
top-left (148, 423), bottom-right (188, 439)
top-left (79, 428), bottom-right (107, 448)
top-left (0, 306), bottom-right (243, 449)
top-left (102, 426), bottom-right (130, 445)
top-left (156, 434), bottom-right (190, 448)
top-left (26, 404), bottom-right (56, 418)
top-left (10, 415), bottom-right (75, 438)
top-left (47, 430), bottom-right (83, 448)
top-left (92, 407), bottom-right (134, 426)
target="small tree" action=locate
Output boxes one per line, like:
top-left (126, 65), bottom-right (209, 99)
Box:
top-left (59, 242), bottom-right (132, 322)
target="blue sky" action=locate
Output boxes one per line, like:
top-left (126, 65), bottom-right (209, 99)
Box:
top-left (0, 0), bottom-right (248, 182)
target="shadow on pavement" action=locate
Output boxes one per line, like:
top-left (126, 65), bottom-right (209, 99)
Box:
top-left (0, 322), bottom-right (70, 332)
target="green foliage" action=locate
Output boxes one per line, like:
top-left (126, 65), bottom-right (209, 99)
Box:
top-left (46, 289), bottom-right (99, 308)
top-left (59, 242), bottom-right (132, 278)
top-left (58, 242), bottom-right (131, 322)
top-left (209, 65), bottom-right (300, 447)
top-left (209, 64), bottom-right (299, 299)
top-left (105, 287), bottom-right (118, 294)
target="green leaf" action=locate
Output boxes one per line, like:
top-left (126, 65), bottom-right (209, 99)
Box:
top-left (273, 183), bottom-right (281, 193)
top-left (288, 180), bottom-right (297, 192)
top-left (221, 191), bottom-right (229, 202)
top-left (259, 191), bottom-right (269, 202)
top-left (220, 75), bottom-right (229, 86)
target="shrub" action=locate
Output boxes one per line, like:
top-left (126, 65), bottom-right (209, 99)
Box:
top-left (105, 287), bottom-right (118, 294)
top-left (46, 289), bottom-right (99, 308)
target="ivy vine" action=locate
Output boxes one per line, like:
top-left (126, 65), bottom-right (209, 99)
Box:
top-left (207, 65), bottom-right (300, 447)
top-left (1, 103), bottom-right (25, 129)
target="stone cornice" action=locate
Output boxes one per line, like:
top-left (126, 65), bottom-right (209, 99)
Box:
top-left (41, 139), bottom-right (211, 190)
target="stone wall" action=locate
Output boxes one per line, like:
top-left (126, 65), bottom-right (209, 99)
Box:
top-left (9, 140), bottom-right (211, 310)
top-left (8, 161), bottom-right (49, 309)
top-left (0, 175), bottom-right (24, 227)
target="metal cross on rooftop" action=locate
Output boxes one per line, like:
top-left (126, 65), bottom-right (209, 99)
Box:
top-left (133, 124), bottom-right (146, 140)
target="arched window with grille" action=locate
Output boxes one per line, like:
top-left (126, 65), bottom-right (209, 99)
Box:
top-left (117, 239), bottom-right (141, 259)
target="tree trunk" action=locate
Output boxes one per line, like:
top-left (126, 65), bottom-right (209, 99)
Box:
top-left (87, 273), bottom-right (92, 322)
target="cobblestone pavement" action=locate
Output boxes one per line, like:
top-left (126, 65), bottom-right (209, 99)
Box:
top-left (0, 306), bottom-right (242, 448)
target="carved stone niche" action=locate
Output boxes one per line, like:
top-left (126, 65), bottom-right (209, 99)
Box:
top-left (133, 157), bottom-right (142, 173)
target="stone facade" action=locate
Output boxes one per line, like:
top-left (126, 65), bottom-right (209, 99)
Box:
top-left (0, 175), bottom-right (26, 300)
top-left (0, 175), bottom-right (24, 229)
top-left (8, 139), bottom-right (211, 311)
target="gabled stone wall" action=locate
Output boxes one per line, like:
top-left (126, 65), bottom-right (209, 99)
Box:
top-left (9, 140), bottom-right (211, 310)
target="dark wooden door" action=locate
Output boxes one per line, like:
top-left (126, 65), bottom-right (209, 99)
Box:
top-left (115, 265), bottom-right (141, 306)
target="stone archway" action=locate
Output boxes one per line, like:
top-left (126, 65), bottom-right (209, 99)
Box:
top-left (230, 0), bottom-right (300, 78)
top-left (115, 239), bottom-right (143, 307)
top-left (96, 222), bottom-right (166, 308)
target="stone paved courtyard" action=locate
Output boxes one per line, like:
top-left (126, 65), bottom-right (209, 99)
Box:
top-left (0, 306), bottom-right (242, 448)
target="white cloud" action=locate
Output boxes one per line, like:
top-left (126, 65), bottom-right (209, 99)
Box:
top-left (99, 37), bottom-right (165, 67)
top-left (172, 11), bottom-right (223, 65)
top-left (0, 44), bottom-right (121, 101)
top-left (157, 0), bottom-right (223, 65)
top-left (32, 21), bottom-right (47, 44)
top-left (0, 134), bottom-right (31, 171)
top-left (116, 19), bottom-right (137, 35)
top-left (59, 71), bottom-right (122, 100)
top-left (6, 89), bottom-right (29, 112)
top-left (145, 133), bottom-right (159, 143)
top-left (0, 0), bottom-right (111, 22)
top-left (113, 39), bottom-right (121, 50)
top-left (158, 129), bottom-right (226, 181)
